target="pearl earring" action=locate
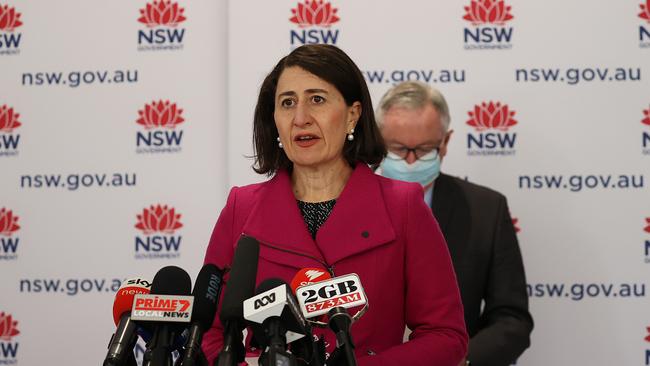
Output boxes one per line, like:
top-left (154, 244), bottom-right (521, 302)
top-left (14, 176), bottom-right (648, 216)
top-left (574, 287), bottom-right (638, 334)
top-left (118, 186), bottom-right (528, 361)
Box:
top-left (277, 137), bottom-right (283, 148)
top-left (347, 128), bottom-right (355, 141)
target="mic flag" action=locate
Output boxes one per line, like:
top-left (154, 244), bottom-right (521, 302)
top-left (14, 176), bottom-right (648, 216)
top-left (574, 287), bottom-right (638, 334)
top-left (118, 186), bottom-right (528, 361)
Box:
top-left (295, 273), bottom-right (367, 319)
top-left (244, 278), bottom-right (308, 344)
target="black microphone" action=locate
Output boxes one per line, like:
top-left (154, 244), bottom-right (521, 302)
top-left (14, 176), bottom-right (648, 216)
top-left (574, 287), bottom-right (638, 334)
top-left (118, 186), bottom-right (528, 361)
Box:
top-left (178, 264), bottom-right (224, 366)
top-left (143, 266), bottom-right (192, 366)
top-left (215, 235), bottom-right (260, 366)
top-left (244, 278), bottom-right (310, 366)
top-left (326, 308), bottom-right (357, 366)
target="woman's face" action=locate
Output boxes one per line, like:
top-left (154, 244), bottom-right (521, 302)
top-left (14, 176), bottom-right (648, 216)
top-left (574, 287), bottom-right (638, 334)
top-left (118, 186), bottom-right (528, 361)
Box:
top-left (274, 66), bottom-right (360, 171)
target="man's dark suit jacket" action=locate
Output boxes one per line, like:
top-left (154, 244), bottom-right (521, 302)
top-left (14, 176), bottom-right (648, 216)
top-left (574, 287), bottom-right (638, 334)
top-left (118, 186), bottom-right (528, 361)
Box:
top-left (432, 173), bottom-right (533, 366)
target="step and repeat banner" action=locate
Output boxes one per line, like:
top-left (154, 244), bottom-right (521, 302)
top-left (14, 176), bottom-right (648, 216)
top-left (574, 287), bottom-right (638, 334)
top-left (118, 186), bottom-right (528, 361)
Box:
top-left (0, 0), bottom-right (227, 364)
top-left (1, 0), bottom-right (649, 365)
top-left (227, 1), bottom-right (650, 365)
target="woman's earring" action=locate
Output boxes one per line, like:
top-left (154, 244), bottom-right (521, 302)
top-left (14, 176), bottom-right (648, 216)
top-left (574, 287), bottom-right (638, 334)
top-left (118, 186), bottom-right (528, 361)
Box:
top-left (277, 137), bottom-right (283, 149)
top-left (347, 128), bottom-right (355, 141)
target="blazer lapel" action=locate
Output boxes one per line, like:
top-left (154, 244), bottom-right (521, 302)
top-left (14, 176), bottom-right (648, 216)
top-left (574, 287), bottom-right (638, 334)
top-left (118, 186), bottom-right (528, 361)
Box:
top-left (241, 165), bottom-right (396, 270)
top-left (241, 170), bottom-right (324, 269)
top-left (316, 165), bottom-right (396, 266)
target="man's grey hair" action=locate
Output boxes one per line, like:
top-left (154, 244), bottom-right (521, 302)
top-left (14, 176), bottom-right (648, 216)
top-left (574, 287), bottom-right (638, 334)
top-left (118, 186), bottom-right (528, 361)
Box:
top-left (376, 81), bottom-right (451, 132)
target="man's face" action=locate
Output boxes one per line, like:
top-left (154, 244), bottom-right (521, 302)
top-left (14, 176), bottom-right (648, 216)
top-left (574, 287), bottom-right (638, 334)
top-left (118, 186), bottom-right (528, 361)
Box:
top-left (380, 104), bottom-right (452, 164)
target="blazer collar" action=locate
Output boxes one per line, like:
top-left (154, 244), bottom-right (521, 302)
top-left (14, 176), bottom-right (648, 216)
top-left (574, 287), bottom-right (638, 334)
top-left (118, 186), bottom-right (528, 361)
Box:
top-left (242, 164), bottom-right (396, 269)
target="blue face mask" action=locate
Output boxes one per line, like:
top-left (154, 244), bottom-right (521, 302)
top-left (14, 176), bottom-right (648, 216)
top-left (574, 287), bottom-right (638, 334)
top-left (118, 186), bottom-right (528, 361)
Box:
top-left (380, 150), bottom-right (441, 187)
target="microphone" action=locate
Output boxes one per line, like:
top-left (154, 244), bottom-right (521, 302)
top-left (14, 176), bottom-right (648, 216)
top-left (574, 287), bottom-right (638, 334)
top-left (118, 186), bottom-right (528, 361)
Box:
top-left (244, 279), bottom-right (308, 366)
top-left (289, 269), bottom-right (332, 366)
top-left (216, 235), bottom-right (260, 366)
top-left (178, 264), bottom-right (224, 366)
top-left (295, 274), bottom-right (368, 366)
top-left (246, 278), bottom-right (309, 339)
top-left (290, 268), bottom-right (331, 293)
top-left (104, 277), bottom-right (151, 366)
top-left (295, 273), bottom-right (367, 321)
top-left (326, 308), bottom-right (356, 366)
top-left (138, 266), bottom-right (193, 366)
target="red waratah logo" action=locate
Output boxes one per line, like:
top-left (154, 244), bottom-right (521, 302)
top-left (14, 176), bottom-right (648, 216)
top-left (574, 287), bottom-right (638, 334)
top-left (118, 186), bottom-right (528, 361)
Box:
top-left (0, 105), bottom-right (21, 133)
top-left (463, 0), bottom-right (514, 25)
top-left (643, 106), bottom-right (650, 126)
top-left (138, 0), bottom-right (186, 27)
top-left (0, 4), bottom-right (22, 32)
top-left (640, 1), bottom-right (650, 23)
top-left (466, 101), bottom-right (517, 131)
top-left (644, 218), bottom-right (650, 234)
top-left (0, 312), bottom-right (19, 341)
top-left (135, 205), bottom-right (183, 235)
top-left (290, 0), bottom-right (340, 27)
top-left (137, 100), bottom-right (185, 129)
top-left (0, 208), bottom-right (19, 237)
top-left (645, 326), bottom-right (650, 342)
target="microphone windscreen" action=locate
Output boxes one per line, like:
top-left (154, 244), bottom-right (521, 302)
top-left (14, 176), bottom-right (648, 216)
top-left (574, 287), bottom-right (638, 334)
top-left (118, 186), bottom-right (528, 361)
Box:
top-left (256, 278), bottom-right (287, 294)
top-left (290, 268), bottom-right (332, 293)
top-left (191, 263), bottom-right (224, 330)
top-left (220, 236), bottom-right (260, 322)
top-left (112, 278), bottom-right (151, 325)
top-left (150, 266), bottom-right (192, 296)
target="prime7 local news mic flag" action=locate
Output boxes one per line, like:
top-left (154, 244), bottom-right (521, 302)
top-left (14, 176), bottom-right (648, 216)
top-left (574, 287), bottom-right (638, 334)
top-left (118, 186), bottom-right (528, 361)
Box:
top-left (104, 264), bottom-right (223, 366)
top-left (134, 264), bottom-right (223, 366)
top-left (138, 265), bottom-right (193, 366)
top-left (131, 294), bottom-right (194, 322)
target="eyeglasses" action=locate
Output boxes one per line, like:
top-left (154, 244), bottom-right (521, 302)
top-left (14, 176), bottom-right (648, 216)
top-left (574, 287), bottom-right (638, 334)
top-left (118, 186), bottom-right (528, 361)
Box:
top-left (386, 145), bottom-right (440, 161)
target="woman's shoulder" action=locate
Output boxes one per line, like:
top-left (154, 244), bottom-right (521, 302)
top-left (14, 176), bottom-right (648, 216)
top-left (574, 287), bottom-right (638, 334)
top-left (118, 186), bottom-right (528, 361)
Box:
top-left (226, 179), bottom-right (270, 206)
top-left (374, 173), bottom-right (423, 200)
top-left (354, 164), bottom-right (422, 199)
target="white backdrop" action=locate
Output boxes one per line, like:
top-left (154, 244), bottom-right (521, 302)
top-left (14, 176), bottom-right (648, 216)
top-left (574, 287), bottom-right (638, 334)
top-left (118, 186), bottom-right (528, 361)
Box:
top-left (0, 0), bottom-right (227, 364)
top-left (1, 0), bottom-right (649, 365)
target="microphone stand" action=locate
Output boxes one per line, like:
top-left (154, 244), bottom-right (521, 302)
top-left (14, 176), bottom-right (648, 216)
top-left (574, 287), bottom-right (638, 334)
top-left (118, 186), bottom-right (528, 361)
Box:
top-left (175, 348), bottom-right (209, 366)
top-left (258, 318), bottom-right (297, 366)
top-left (215, 321), bottom-right (245, 366)
top-left (327, 308), bottom-right (357, 366)
top-left (143, 324), bottom-right (175, 366)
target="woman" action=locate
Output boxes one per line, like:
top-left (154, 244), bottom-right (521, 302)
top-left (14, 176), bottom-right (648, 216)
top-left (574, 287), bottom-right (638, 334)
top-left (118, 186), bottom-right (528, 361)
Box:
top-left (202, 44), bottom-right (467, 366)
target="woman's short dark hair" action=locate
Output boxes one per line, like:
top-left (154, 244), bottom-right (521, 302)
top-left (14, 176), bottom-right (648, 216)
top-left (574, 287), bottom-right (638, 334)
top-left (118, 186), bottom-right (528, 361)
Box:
top-left (252, 44), bottom-right (386, 175)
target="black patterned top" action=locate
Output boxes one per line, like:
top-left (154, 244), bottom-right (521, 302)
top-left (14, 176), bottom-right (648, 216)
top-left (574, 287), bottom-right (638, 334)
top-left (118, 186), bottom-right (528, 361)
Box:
top-left (296, 199), bottom-right (336, 239)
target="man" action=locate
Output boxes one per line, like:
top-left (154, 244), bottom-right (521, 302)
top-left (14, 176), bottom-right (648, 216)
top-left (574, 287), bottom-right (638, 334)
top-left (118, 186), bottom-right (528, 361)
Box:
top-left (376, 81), bottom-right (533, 366)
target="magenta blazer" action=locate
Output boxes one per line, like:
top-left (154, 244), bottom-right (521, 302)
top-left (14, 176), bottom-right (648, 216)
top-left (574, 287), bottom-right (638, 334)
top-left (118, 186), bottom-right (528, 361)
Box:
top-left (202, 164), bottom-right (468, 365)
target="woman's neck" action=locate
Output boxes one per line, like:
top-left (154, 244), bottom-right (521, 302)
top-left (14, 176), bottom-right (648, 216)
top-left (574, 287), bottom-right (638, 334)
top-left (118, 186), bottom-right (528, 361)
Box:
top-left (291, 159), bottom-right (353, 202)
